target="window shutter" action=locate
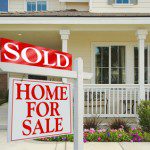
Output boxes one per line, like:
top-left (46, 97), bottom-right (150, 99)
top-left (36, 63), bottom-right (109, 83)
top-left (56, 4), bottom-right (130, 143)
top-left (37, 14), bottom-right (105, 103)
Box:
top-left (130, 0), bottom-right (138, 5)
top-left (108, 0), bottom-right (115, 5)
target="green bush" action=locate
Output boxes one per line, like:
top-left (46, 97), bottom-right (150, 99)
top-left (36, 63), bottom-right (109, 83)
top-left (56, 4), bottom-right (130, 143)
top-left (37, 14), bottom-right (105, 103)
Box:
top-left (138, 100), bottom-right (150, 133)
top-left (109, 119), bottom-right (130, 132)
top-left (144, 132), bottom-right (150, 142)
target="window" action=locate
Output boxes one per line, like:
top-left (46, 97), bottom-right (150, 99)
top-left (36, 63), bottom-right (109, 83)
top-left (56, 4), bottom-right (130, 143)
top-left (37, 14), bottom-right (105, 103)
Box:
top-left (134, 47), bottom-right (149, 84)
top-left (27, 2), bottom-right (36, 11)
top-left (0, 0), bottom-right (8, 12)
top-left (95, 46), bottom-right (125, 84)
top-left (27, 1), bottom-right (47, 11)
top-left (37, 1), bottom-right (47, 11)
top-left (116, 0), bottom-right (130, 4)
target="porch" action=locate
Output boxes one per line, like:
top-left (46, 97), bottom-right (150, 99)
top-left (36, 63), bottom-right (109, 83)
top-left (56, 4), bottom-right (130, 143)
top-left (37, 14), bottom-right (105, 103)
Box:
top-left (0, 23), bottom-right (150, 120)
top-left (84, 84), bottom-right (150, 118)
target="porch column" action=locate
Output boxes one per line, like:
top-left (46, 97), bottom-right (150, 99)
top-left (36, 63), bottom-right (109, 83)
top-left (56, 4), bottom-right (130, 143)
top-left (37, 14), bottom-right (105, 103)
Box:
top-left (59, 29), bottom-right (70, 83)
top-left (136, 29), bottom-right (148, 100)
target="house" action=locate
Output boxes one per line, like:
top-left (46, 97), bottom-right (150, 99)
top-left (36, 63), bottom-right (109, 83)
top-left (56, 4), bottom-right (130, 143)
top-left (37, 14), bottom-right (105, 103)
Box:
top-left (0, 0), bottom-right (150, 124)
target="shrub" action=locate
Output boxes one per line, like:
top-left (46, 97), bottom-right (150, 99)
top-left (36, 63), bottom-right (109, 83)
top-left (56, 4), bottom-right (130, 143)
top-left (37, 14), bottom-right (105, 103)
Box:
top-left (109, 119), bottom-right (130, 132)
top-left (84, 116), bottom-right (102, 130)
top-left (137, 100), bottom-right (150, 133)
top-left (143, 132), bottom-right (150, 142)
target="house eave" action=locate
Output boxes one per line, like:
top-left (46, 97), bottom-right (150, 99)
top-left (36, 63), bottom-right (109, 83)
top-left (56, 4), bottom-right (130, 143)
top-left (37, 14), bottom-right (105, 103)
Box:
top-left (0, 16), bottom-right (150, 25)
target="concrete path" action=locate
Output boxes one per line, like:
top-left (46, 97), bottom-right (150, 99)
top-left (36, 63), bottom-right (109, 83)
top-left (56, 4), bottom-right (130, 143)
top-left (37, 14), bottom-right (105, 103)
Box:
top-left (0, 130), bottom-right (150, 150)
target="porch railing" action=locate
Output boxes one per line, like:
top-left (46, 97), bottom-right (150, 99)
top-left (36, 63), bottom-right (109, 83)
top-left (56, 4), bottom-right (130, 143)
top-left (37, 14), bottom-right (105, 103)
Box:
top-left (84, 84), bottom-right (150, 118)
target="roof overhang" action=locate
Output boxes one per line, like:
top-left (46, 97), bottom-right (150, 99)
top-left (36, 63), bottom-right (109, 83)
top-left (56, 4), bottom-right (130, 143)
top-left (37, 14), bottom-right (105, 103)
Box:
top-left (0, 17), bottom-right (150, 25)
top-left (59, 0), bottom-right (89, 2)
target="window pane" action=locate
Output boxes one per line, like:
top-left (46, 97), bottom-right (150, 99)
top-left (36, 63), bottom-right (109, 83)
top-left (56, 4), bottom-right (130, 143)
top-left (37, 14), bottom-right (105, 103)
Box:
top-left (95, 68), bottom-right (109, 84)
top-left (123, 0), bottom-right (129, 3)
top-left (111, 46), bottom-right (125, 68)
top-left (95, 47), bottom-right (109, 84)
top-left (96, 47), bottom-right (109, 67)
top-left (134, 47), bottom-right (148, 84)
top-left (27, 2), bottom-right (36, 11)
top-left (111, 46), bottom-right (119, 67)
top-left (37, 1), bottom-right (47, 11)
top-left (116, 0), bottom-right (122, 3)
top-left (0, 0), bottom-right (8, 12)
top-left (134, 47), bottom-right (138, 68)
top-left (111, 46), bottom-right (125, 84)
top-left (116, 0), bottom-right (129, 3)
top-left (145, 67), bottom-right (148, 84)
top-left (134, 68), bottom-right (138, 84)
top-left (111, 68), bottom-right (119, 84)
top-left (111, 68), bottom-right (125, 84)
top-left (119, 46), bottom-right (125, 67)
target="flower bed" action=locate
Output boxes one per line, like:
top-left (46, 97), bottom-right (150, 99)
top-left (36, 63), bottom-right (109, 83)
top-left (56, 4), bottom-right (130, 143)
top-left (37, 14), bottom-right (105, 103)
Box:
top-left (36, 127), bottom-right (146, 142)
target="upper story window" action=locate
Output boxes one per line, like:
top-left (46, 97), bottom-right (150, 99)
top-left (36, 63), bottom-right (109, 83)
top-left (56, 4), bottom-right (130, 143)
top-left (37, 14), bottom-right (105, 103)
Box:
top-left (27, 0), bottom-right (47, 12)
top-left (0, 0), bottom-right (8, 12)
top-left (108, 0), bottom-right (138, 5)
top-left (116, 0), bottom-right (129, 4)
top-left (37, 1), bottom-right (47, 11)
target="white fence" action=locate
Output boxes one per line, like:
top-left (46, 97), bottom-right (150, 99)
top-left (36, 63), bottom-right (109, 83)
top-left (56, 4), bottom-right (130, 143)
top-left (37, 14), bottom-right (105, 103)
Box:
top-left (84, 84), bottom-right (150, 118)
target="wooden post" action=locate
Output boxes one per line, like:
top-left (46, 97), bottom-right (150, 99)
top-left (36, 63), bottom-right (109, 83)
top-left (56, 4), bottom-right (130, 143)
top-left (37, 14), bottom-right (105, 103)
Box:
top-left (60, 29), bottom-right (70, 83)
top-left (74, 58), bottom-right (84, 150)
top-left (136, 30), bottom-right (148, 100)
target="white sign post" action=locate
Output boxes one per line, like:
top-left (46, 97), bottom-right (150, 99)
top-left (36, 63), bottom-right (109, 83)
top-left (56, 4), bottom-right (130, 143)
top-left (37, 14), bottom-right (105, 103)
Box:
top-left (0, 58), bottom-right (92, 150)
top-left (74, 58), bottom-right (84, 150)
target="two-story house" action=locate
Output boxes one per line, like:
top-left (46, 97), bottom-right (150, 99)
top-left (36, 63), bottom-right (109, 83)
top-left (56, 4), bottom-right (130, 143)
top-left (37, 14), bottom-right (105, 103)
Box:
top-left (0, 0), bottom-right (150, 128)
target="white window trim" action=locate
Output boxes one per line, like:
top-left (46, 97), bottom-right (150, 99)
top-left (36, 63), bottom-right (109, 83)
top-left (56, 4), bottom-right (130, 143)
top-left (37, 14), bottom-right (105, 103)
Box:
top-left (91, 42), bottom-right (127, 84)
top-left (113, 0), bottom-right (134, 7)
top-left (115, 0), bottom-right (131, 4)
top-left (26, 0), bottom-right (48, 11)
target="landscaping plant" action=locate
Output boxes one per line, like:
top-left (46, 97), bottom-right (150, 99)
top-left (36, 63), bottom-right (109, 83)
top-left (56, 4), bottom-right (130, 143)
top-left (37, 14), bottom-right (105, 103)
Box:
top-left (138, 100), bottom-right (150, 133)
top-left (109, 118), bottom-right (130, 132)
top-left (36, 127), bottom-right (144, 142)
top-left (84, 116), bottom-right (102, 130)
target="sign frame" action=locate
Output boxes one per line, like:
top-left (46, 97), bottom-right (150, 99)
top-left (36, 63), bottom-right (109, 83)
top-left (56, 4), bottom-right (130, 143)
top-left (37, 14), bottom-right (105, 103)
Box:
top-left (0, 47), bottom-right (92, 150)
top-left (7, 78), bottom-right (73, 141)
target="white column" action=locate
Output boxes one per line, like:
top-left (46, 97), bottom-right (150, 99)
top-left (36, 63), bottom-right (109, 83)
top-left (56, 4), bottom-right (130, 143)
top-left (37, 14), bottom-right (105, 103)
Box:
top-left (136, 29), bottom-right (148, 100)
top-left (60, 29), bottom-right (70, 83)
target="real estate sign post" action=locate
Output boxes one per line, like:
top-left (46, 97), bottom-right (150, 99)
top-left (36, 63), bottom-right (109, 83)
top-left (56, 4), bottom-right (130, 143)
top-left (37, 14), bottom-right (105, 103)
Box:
top-left (0, 38), bottom-right (92, 150)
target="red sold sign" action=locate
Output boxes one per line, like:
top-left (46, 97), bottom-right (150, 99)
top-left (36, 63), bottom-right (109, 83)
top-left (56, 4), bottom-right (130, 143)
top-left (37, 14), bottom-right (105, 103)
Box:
top-left (0, 38), bottom-right (72, 70)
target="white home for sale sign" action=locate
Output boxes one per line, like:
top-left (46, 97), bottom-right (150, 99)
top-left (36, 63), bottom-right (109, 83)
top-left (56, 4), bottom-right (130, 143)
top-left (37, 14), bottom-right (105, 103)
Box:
top-left (7, 78), bottom-right (72, 141)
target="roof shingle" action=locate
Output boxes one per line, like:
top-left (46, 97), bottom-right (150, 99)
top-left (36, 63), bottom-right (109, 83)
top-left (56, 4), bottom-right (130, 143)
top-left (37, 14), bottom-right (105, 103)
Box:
top-left (0, 10), bottom-right (150, 17)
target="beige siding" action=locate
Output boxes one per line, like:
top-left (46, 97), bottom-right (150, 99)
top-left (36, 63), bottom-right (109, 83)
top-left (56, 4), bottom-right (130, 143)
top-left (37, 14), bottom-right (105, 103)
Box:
top-left (9, 0), bottom-right (25, 12)
top-left (48, 0), bottom-right (66, 11)
top-left (8, 0), bottom-right (66, 12)
top-left (90, 0), bottom-right (150, 13)
top-left (8, 0), bottom-right (88, 12)
top-left (66, 2), bottom-right (89, 11)
top-left (68, 31), bottom-right (139, 84)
